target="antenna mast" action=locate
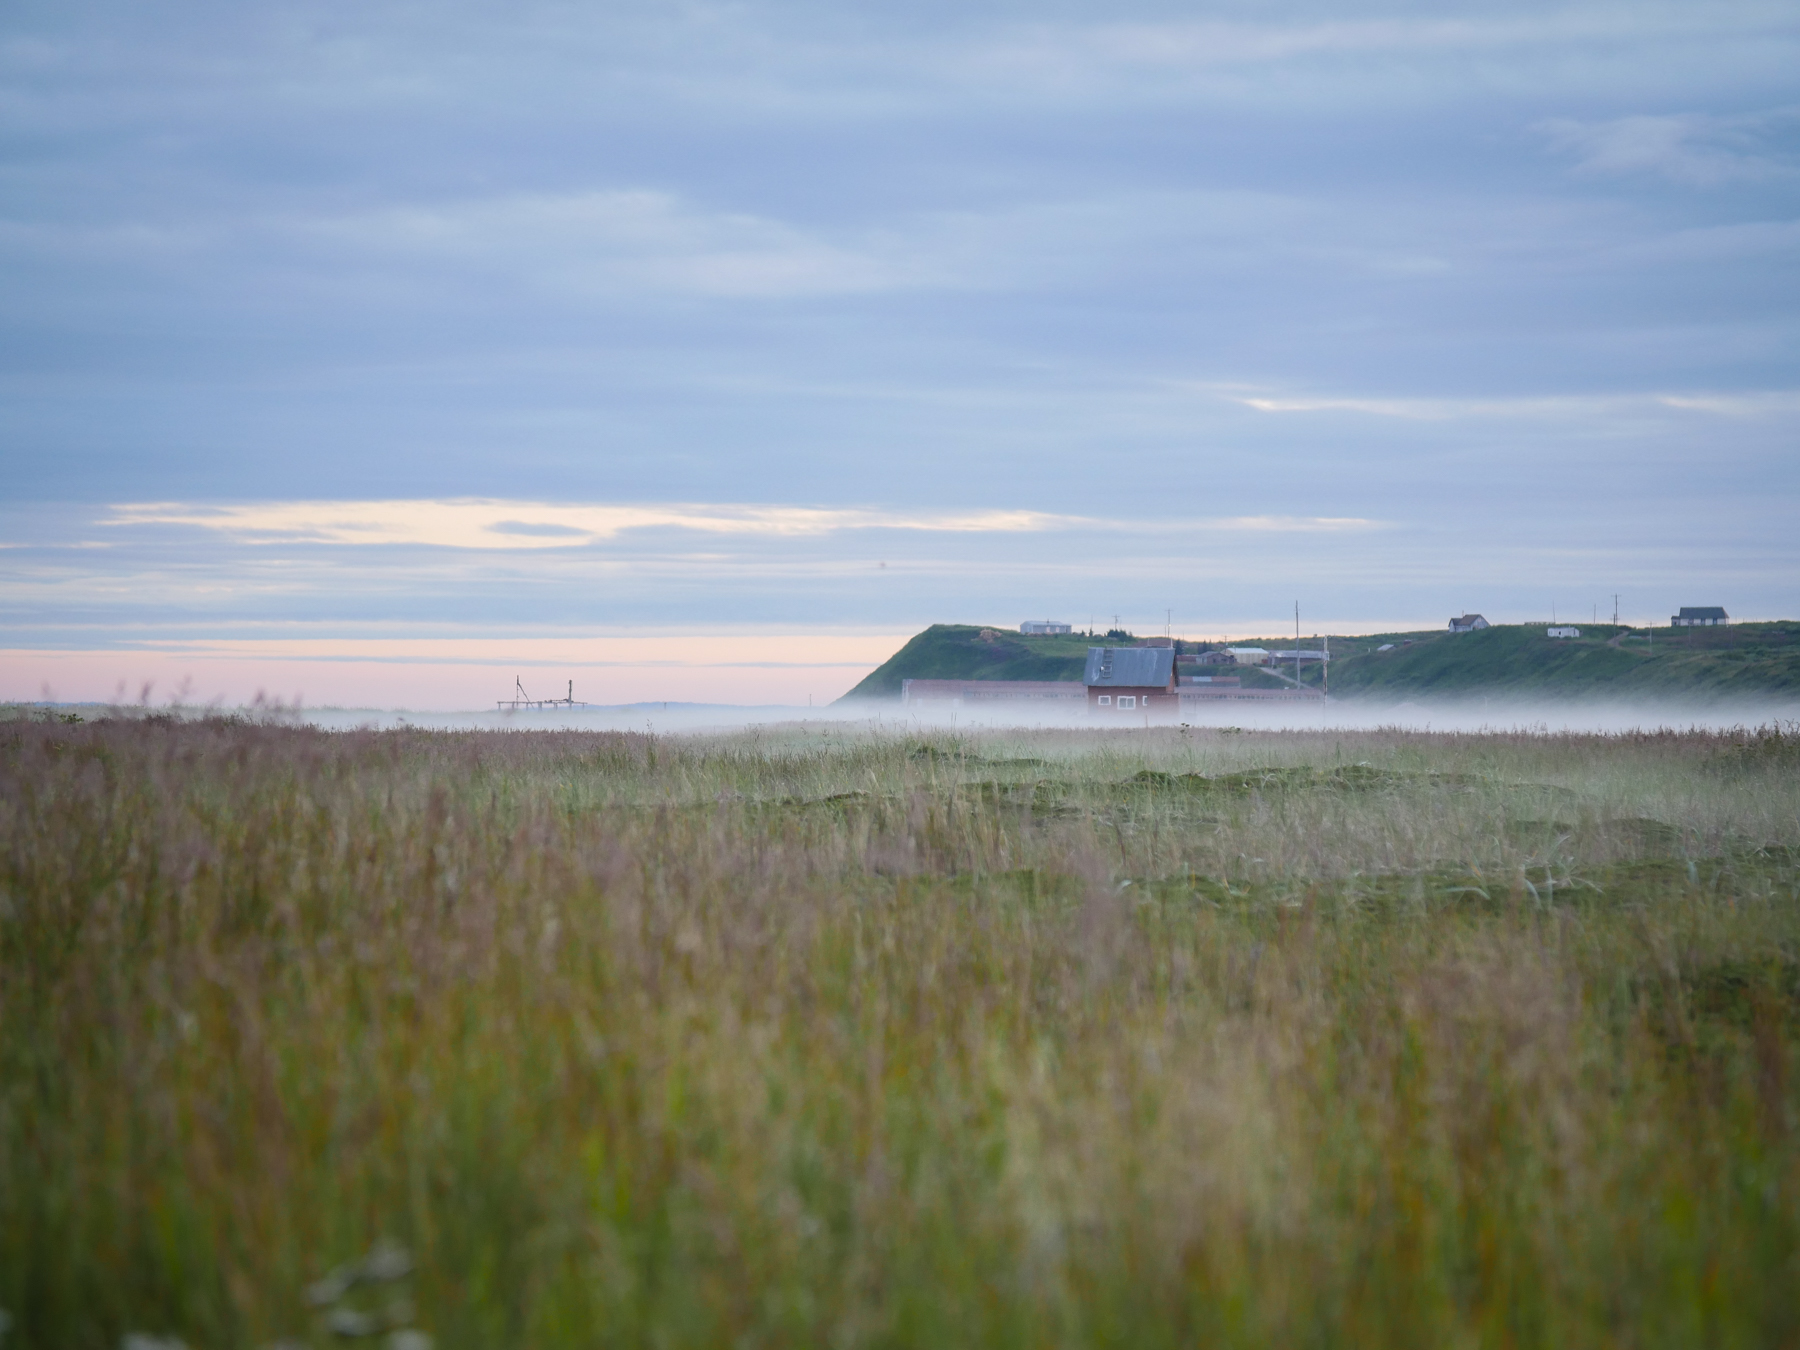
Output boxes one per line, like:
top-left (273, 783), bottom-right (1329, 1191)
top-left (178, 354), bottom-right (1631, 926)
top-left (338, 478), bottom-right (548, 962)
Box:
top-left (497, 675), bottom-right (588, 712)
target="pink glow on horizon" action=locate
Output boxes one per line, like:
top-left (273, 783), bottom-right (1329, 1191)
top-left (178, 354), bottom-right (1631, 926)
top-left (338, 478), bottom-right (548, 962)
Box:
top-left (1, 633), bottom-right (914, 709)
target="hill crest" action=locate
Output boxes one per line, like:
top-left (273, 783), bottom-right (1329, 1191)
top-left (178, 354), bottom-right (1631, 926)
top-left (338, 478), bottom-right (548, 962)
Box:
top-left (841, 621), bottom-right (1800, 702)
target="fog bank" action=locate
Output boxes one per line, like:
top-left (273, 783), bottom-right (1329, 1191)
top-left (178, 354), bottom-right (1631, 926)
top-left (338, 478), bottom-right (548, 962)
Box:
top-left (266, 697), bottom-right (1800, 737)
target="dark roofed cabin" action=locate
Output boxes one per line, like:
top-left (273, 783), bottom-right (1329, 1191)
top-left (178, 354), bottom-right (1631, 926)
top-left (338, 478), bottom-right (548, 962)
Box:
top-left (1084, 646), bottom-right (1178, 716)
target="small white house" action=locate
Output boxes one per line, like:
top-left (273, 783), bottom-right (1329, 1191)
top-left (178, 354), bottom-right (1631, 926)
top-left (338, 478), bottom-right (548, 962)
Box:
top-left (1020, 620), bottom-right (1072, 635)
top-left (1448, 614), bottom-right (1490, 633)
top-left (1226, 646), bottom-right (1270, 666)
top-left (1547, 626), bottom-right (1580, 639)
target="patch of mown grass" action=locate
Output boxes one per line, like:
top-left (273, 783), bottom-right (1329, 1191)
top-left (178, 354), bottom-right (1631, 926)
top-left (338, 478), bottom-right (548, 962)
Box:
top-left (1, 718), bottom-right (1797, 1348)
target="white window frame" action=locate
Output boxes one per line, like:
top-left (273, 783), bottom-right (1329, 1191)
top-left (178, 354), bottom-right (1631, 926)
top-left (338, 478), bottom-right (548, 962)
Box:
top-left (1118, 695), bottom-right (1136, 710)
top-left (1097, 694), bottom-right (1111, 706)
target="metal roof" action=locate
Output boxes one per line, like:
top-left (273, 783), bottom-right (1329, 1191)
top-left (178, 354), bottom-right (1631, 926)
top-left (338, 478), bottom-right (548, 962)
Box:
top-left (1083, 646), bottom-right (1175, 688)
top-left (1676, 607), bottom-right (1728, 619)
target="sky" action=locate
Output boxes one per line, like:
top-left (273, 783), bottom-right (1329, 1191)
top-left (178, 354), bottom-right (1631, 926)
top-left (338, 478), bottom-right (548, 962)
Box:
top-left (2, 0), bottom-right (1797, 707)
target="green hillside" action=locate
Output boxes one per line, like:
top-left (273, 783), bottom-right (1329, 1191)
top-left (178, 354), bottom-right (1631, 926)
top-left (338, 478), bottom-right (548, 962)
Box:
top-left (1326, 622), bottom-right (1800, 701)
top-left (843, 621), bottom-right (1800, 703)
top-left (841, 624), bottom-right (1096, 699)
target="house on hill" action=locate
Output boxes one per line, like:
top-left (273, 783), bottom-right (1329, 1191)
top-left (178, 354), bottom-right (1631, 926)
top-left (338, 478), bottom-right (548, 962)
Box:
top-left (1020, 620), bottom-right (1072, 635)
top-left (1449, 614), bottom-right (1490, 633)
top-left (1672, 607), bottom-right (1729, 627)
top-left (1084, 646), bottom-right (1177, 715)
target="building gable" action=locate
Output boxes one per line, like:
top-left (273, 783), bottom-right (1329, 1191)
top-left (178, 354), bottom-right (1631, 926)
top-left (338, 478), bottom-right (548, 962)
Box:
top-left (1083, 646), bottom-right (1176, 688)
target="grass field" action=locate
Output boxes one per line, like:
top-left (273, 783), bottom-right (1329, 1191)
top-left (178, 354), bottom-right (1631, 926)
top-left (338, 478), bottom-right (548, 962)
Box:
top-left (1325, 623), bottom-right (1800, 701)
top-left (3, 713), bottom-right (1798, 1348)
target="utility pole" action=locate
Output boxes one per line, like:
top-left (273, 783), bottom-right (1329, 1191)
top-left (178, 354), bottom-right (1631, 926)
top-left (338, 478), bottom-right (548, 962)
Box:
top-left (1613, 594), bottom-right (1619, 625)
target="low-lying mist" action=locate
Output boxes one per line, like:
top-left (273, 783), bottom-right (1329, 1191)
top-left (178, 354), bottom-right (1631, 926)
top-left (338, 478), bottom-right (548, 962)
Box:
top-left (262, 695), bottom-right (1800, 737)
top-left (16, 692), bottom-right (1798, 739)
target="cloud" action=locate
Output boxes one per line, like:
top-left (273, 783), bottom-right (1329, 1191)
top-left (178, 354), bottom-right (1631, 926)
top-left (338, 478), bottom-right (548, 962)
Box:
top-left (91, 499), bottom-right (1389, 552)
top-left (0, 188), bottom-right (960, 300)
top-left (295, 190), bottom-right (946, 299)
top-left (487, 520), bottom-right (589, 538)
top-left (5, 0), bottom-right (1799, 660)
top-left (990, 15), bottom-right (1614, 74)
top-left (950, 7), bottom-right (1800, 98)
top-left (1217, 388), bottom-right (1800, 421)
top-left (1538, 111), bottom-right (1797, 185)
top-left (3, 135), bottom-right (1544, 317)
top-left (1655, 391), bottom-right (1800, 416)
top-left (100, 499), bottom-right (1086, 549)
top-left (1212, 516), bottom-right (1380, 533)
top-left (273, 187), bottom-right (1335, 306)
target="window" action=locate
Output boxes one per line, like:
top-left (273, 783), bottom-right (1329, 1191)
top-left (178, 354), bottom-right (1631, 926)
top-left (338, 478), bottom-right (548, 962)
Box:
top-left (1097, 695), bottom-right (1111, 706)
top-left (1118, 696), bottom-right (1136, 710)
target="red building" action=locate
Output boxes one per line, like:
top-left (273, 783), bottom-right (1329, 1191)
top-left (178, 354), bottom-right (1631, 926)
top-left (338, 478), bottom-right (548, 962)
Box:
top-left (1083, 646), bottom-right (1179, 716)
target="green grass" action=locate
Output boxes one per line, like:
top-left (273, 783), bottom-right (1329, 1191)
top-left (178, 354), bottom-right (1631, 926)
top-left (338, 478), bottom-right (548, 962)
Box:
top-left (1288, 621), bottom-right (1800, 700)
top-left (3, 713), bottom-right (1799, 1348)
top-left (843, 621), bottom-right (1800, 702)
top-left (840, 624), bottom-right (1100, 697)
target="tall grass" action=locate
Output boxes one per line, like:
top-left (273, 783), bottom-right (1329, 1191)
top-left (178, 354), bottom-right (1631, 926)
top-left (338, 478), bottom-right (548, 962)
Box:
top-left (2, 715), bottom-right (1796, 1347)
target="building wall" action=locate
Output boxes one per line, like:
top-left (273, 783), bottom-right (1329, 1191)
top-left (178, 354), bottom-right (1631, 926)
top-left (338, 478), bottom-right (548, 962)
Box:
top-left (1087, 686), bottom-right (1179, 714)
top-left (1179, 686), bottom-right (1324, 703)
top-left (902, 678), bottom-right (1084, 705)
